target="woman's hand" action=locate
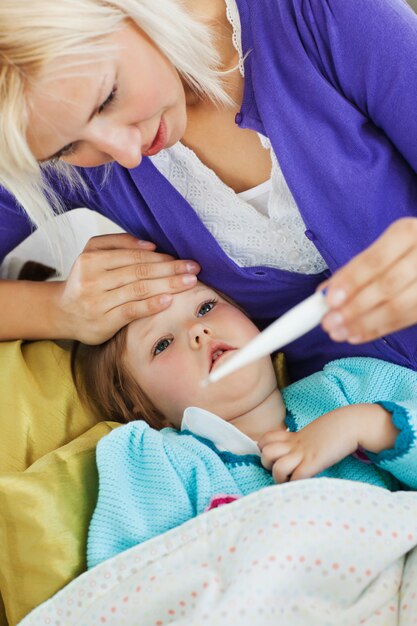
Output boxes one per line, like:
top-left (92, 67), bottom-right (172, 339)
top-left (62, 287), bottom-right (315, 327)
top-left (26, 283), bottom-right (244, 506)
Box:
top-left (322, 217), bottom-right (417, 344)
top-left (55, 233), bottom-right (200, 344)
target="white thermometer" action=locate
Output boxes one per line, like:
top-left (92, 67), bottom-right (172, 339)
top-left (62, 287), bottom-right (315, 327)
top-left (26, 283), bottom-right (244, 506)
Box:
top-left (205, 290), bottom-right (329, 385)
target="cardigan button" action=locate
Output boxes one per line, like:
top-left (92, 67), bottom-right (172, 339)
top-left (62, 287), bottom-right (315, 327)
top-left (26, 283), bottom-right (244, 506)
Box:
top-left (235, 112), bottom-right (243, 125)
top-left (305, 229), bottom-right (316, 241)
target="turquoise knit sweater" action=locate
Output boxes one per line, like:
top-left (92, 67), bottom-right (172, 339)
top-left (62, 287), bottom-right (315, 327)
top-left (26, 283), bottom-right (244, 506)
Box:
top-left (87, 357), bottom-right (417, 569)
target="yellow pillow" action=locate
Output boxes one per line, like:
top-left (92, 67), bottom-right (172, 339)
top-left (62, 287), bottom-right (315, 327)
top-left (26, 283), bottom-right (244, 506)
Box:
top-left (0, 421), bottom-right (120, 626)
top-left (0, 340), bottom-right (104, 474)
top-left (0, 339), bottom-right (112, 626)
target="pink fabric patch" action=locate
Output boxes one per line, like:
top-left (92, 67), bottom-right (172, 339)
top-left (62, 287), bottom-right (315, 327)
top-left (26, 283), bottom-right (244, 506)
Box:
top-left (205, 494), bottom-right (240, 511)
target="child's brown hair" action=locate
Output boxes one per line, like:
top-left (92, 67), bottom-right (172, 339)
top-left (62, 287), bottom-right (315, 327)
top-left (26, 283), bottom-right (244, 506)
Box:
top-left (72, 326), bottom-right (168, 429)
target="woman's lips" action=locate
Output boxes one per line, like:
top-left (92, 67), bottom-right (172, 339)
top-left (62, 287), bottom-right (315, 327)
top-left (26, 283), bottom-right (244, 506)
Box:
top-left (143, 119), bottom-right (167, 157)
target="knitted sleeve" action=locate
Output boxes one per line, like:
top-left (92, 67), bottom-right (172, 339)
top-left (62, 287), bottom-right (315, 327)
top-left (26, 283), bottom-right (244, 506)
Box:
top-left (87, 422), bottom-right (198, 569)
top-left (317, 358), bottom-right (417, 489)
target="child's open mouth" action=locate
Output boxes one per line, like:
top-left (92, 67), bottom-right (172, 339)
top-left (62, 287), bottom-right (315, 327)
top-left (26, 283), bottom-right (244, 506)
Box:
top-left (208, 343), bottom-right (236, 373)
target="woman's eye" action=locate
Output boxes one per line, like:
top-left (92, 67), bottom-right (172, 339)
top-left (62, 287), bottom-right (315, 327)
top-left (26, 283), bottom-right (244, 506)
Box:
top-left (153, 337), bottom-right (173, 356)
top-left (51, 143), bottom-right (76, 162)
top-left (97, 86), bottom-right (118, 114)
top-left (197, 300), bottom-right (217, 317)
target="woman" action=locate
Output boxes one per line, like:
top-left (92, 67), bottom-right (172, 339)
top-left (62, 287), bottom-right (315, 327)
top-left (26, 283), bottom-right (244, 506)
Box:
top-left (0, 0), bottom-right (416, 379)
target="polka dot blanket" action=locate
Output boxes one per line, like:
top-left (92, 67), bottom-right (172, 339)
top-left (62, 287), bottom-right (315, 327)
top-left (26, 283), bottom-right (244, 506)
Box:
top-left (18, 479), bottom-right (417, 626)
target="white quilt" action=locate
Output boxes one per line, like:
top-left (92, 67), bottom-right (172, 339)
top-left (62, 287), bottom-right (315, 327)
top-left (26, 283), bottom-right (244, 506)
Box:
top-left (19, 478), bottom-right (417, 626)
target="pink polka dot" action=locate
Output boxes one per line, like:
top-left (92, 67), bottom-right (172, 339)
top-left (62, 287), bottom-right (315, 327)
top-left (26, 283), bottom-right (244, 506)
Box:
top-left (136, 586), bottom-right (141, 593)
top-left (408, 534), bottom-right (414, 541)
top-left (179, 601), bottom-right (186, 607)
top-left (229, 547), bottom-right (236, 553)
top-left (343, 524), bottom-right (350, 530)
top-left (168, 610), bottom-right (175, 615)
top-left (308, 520), bottom-right (316, 526)
top-left (359, 527), bottom-right (366, 533)
top-left (365, 570), bottom-right (372, 577)
top-left (315, 560), bottom-right (321, 566)
top-left (286, 555), bottom-right (293, 562)
top-left (392, 532), bottom-right (398, 539)
top-left (299, 556), bottom-right (305, 563)
top-left (100, 618), bottom-right (106, 624)
top-left (191, 592), bottom-right (198, 598)
top-left (332, 563), bottom-right (340, 570)
top-left (111, 607), bottom-right (117, 614)
top-left (123, 596), bottom-right (129, 603)
top-left (325, 521), bottom-right (332, 527)
top-left (349, 566), bottom-right (356, 574)
top-left (376, 529), bottom-right (382, 536)
top-left (290, 520), bottom-right (297, 526)
top-left (403, 604), bottom-right (409, 611)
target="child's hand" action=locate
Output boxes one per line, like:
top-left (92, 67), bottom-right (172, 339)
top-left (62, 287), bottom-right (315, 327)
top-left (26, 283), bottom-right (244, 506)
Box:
top-left (258, 404), bottom-right (398, 483)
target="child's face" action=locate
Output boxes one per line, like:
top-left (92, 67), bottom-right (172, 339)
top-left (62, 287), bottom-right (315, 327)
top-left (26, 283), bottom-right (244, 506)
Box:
top-left (124, 284), bottom-right (279, 427)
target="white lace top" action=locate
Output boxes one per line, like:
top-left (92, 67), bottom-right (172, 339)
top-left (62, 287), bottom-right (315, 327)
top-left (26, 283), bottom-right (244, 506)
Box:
top-left (150, 0), bottom-right (327, 274)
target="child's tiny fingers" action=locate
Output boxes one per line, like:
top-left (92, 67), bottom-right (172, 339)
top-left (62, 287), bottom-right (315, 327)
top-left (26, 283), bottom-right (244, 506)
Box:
top-left (258, 429), bottom-right (290, 450)
top-left (260, 442), bottom-right (292, 470)
top-left (272, 452), bottom-right (303, 484)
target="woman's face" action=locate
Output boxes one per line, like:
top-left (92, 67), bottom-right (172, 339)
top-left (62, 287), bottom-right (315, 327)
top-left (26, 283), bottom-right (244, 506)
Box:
top-left (26, 21), bottom-right (187, 168)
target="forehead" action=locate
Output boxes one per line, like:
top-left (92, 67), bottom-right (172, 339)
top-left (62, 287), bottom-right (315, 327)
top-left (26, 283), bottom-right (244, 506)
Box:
top-left (128, 285), bottom-right (220, 337)
top-left (26, 58), bottom-right (107, 160)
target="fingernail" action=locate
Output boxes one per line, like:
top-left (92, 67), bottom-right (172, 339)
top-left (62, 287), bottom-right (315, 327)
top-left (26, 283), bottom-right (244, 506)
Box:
top-left (328, 288), bottom-right (347, 307)
top-left (160, 294), bottom-right (172, 305)
top-left (137, 239), bottom-right (155, 249)
top-left (185, 262), bottom-right (199, 273)
top-left (329, 326), bottom-right (349, 342)
top-left (324, 312), bottom-right (344, 331)
top-left (182, 275), bottom-right (197, 285)
top-left (348, 335), bottom-right (363, 344)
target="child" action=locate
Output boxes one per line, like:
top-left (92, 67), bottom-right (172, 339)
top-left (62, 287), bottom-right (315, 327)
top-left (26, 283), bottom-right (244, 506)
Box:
top-left (75, 282), bottom-right (417, 570)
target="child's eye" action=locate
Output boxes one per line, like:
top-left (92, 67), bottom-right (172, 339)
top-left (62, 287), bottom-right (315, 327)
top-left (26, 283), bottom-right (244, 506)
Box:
top-left (152, 337), bottom-right (173, 356)
top-left (197, 299), bottom-right (217, 317)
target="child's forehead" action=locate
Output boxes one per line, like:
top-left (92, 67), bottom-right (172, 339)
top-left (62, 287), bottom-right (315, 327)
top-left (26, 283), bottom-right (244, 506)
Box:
top-left (127, 284), bottom-right (219, 335)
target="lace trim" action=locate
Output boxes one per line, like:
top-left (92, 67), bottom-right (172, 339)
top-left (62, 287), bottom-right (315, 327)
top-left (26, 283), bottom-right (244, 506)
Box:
top-left (149, 0), bottom-right (327, 275)
top-left (224, 0), bottom-right (245, 76)
top-left (151, 142), bottom-right (327, 274)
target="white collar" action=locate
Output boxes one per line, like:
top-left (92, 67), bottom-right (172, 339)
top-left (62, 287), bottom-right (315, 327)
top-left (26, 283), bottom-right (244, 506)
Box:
top-left (181, 406), bottom-right (261, 457)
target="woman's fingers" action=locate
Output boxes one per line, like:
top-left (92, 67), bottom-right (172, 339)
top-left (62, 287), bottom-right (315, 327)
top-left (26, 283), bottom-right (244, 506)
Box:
top-left (106, 273), bottom-right (198, 309)
top-left (105, 258), bottom-right (200, 290)
top-left (339, 280), bottom-right (417, 343)
top-left (101, 292), bottom-right (176, 338)
top-left (83, 232), bottom-right (156, 252)
top-left (322, 218), bottom-right (417, 342)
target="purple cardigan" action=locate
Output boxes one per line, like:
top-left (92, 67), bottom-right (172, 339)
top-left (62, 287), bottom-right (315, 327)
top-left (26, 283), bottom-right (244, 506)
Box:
top-left (1, 0), bottom-right (417, 379)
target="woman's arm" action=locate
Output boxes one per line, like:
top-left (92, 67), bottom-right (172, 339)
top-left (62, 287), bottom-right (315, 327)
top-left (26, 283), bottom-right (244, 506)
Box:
top-left (0, 234), bottom-right (200, 343)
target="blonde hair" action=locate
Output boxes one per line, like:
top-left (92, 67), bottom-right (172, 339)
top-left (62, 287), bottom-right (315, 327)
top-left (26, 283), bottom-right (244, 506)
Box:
top-left (0, 0), bottom-right (229, 230)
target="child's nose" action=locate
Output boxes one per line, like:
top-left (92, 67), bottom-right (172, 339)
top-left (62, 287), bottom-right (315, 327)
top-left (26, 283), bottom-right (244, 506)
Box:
top-left (188, 323), bottom-right (212, 348)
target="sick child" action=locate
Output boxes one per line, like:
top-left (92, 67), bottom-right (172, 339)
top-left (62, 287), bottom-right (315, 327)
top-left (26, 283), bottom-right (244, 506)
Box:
top-left (73, 282), bottom-right (417, 569)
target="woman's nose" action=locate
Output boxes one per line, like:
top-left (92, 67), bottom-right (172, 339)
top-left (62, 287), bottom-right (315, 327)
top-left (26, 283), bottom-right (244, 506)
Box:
top-left (188, 323), bottom-right (213, 349)
top-left (87, 122), bottom-right (143, 168)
